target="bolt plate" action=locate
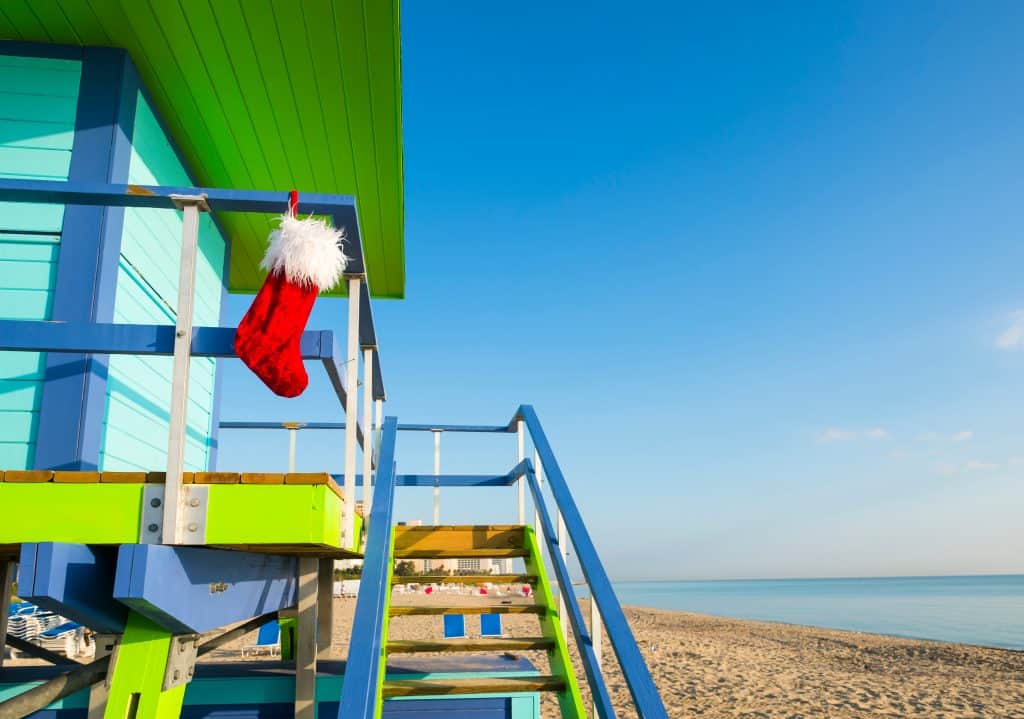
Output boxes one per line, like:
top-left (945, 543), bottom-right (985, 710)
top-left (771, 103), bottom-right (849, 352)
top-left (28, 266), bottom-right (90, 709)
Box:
top-left (139, 485), bottom-right (165, 543)
top-left (162, 634), bottom-right (200, 691)
top-left (179, 485), bottom-right (209, 545)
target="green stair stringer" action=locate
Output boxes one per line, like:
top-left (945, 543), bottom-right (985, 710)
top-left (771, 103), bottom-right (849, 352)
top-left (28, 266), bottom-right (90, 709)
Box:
top-left (375, 532), bottom-right (398, 719)
top-left (523, 525), bottom-right (586, 719)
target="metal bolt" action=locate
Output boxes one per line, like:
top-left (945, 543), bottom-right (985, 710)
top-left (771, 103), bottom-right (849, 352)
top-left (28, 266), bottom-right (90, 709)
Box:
top-left (187, 522), bottom-right (198, 532)
top-left (173, 670), bottom-right (180, 681)
top-left (187, 666), bottom-right (194, 677)
top-left (189, 498), bottom-right (200, 507)
top-left (150, 498), bottom-right (161, 508)
top-left (176, 330), bottom-right (186, 338)
top-left (148, 523), bottom-right (159, 532)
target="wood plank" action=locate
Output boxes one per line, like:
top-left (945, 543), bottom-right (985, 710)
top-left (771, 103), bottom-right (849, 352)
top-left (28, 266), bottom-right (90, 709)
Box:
top-left (389, 605), bottom-right (545, 617)
top-left (393, 525), bottom-right (525, 557)
top-left (52, 471), bottom-right (101, 483)
top-left (240, 473), bottom-right (285, 484)
top-left (382, 675), bottom-right (565, 698)
top-left (194, 472), bottom-right (241, 484)
top-left (386, 637), bottom-right (555, 654)
top-left (284, 472), bottom-right (333, 485)
top-left (391, 574), bottom-right (536, 585)
top-left (144, 471), bottom-right (195, 484)
top-left (395, 548), bottom-right (529, 559)
top-left (4, 470), bottom-right (53, 482)
top-left (100, 472), bottom-right (148, 483)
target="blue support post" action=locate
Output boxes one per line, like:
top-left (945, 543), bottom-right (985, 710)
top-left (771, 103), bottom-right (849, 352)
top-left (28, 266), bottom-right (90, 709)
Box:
top-left (18, 542), bottom-right (126, 633)
top-left (33, 47), bottom-right (138, 471)
top-left (337, 416), bottom-right (399, 719)
top-left (113, 545), bottom-right (298, 634)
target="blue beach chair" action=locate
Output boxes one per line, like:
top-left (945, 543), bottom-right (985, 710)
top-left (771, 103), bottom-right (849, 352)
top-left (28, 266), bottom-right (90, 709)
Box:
top-left (442, 614), bottom-right (466, 639)
top-left (480, 613), bottom-right (502, 637)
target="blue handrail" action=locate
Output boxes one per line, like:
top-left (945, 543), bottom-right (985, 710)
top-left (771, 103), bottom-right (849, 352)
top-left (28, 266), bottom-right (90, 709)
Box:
top-left (519, 405), bottom-right (669, 719)
top-left (336, 415), bottom-right (399, 719)
top-left (523, 462), bottom-right (616, 719)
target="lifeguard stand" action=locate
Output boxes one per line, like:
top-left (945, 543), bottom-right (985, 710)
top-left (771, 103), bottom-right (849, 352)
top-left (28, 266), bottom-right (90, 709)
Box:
top-left (0, 5), bottom-right (668, 719)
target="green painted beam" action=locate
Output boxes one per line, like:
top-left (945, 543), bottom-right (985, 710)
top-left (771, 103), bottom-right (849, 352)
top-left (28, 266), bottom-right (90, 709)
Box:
top-left (522, 526), bottom-right (587, 719)
top-left (103, 611), bottom-right (186, 719)
top-left (0, 0), bottom-right (404, 298)
top-left (0, 483), bottom-right (348, 549)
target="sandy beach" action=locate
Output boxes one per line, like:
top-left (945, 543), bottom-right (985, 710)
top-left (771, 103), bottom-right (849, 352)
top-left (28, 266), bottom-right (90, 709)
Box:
top-left (11, 591), bottom-right (1024, 717)
top-left (242, 591), bottom-right (1024, 718)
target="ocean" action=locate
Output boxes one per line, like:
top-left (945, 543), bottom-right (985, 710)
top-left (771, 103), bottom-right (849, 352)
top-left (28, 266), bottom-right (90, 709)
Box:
top-left (612, 574), bottom-right (1024, 650)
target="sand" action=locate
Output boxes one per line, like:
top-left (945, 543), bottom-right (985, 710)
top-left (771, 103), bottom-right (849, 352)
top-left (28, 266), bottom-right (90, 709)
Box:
top-left (10, 590), bottom-right (1024, 717)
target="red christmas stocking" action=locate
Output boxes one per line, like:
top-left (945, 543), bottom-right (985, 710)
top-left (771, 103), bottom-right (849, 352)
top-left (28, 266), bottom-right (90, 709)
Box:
top-left (234, 195), bottom-right (347, 397)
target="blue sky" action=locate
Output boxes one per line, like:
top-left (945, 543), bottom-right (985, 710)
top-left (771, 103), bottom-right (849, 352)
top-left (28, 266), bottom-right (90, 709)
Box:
top-left (218, 2), bottom-right (1024, 580)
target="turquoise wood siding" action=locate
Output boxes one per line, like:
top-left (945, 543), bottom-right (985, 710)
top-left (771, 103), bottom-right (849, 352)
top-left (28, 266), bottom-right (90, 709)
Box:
top-left (0, 54), bottom-right (80, 468)
top-left (98, 91), bottom-right (226, 472)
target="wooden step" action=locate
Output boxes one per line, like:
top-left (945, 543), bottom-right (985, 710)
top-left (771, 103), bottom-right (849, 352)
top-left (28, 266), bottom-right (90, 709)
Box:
top-left (389, 605), bottom-right (545, 617)
top-left (393, 525), bottom-right (526, 559)
top-left (382, 675), bottom-right (566, 698)
top-left (386, 637), bottom-right (555, 654)
top-left (396, 548), bottom-right (528, 558)
top-left (391, 574), bottom-right (537, 585)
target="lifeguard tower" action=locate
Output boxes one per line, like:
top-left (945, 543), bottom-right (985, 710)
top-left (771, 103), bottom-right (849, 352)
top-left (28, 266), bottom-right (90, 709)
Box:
top-left (0, 5), bottom-right (668, 719)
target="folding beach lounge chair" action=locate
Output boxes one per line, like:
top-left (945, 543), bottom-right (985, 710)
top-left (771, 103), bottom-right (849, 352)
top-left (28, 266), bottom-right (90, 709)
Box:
top-left (37, 622), bottom-right (82, 657)
top-left (241, 620), bottom-right (281, 657)
top-left (442, 614), bottom-right (466, 639)
top-left (480, 613), bottom-right (503, 638)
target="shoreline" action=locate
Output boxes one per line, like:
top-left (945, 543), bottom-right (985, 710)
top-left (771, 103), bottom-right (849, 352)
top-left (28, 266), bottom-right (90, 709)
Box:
top-left (618, 603), bottom-right (1024, 654)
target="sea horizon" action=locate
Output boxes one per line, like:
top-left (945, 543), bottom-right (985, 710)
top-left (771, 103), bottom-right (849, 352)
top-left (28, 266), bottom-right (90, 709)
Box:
top-left (609, 574), bottom-right (1024, 650)
top-left (613, 571), bottom-right (1024, 583)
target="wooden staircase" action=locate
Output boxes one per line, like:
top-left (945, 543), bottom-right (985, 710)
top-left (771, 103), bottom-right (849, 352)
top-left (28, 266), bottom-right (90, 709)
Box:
top-left (381, 524), bottom-right (586, 715)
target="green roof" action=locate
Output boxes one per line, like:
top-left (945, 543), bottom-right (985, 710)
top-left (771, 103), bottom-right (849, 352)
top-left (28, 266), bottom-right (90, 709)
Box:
top-left (0, 0), bottom-right (404, 298)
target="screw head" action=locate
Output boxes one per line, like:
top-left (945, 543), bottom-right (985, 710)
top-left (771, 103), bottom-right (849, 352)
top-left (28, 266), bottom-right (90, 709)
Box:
top-left (173, 670), bottom-right (180, 680)
top-left (187, 522), bottom-right (198, 532)
top-left (150, 498), bottom-right (161, 508)
top-left (176, 330), bottom-right (186, 338)
top-left (147, 523), bottom-right (159, 532)
top-left (189, 497), bottom-right (200, 507)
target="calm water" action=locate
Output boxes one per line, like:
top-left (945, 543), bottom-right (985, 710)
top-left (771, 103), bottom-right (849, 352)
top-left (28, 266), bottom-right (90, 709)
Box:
top-left (612, 575), bottom-right (1024, 650)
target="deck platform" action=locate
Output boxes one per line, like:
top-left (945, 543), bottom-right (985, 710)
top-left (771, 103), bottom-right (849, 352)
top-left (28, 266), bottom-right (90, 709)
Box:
top-left (0, 472), bottom-right (361, 557)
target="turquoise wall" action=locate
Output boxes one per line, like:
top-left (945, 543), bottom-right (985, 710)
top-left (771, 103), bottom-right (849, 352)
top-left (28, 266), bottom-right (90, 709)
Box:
top-left (0, 54), bottom-right (80, 469)
top-left (98, 91), bottom-right (226, 471)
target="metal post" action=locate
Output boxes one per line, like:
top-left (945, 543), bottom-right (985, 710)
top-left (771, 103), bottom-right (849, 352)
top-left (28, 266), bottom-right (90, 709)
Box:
top-left (342, 277), bottom-right (361, 548)
top-left (162, 195), bottom-right (207, 545)
top-left (516, 420), bottom-right (525, 524)
top-left (294, 557), bottom-right (319, 719)
top-left (284, 422), bottom-right (300, 473)
top-left (557, 510), bottom-right (568, 643)
top-left (534, 449), bottom-right (544, 536)
top-left (432, 430), bottom-right (441, 525)
top-left (0, 561), bottom-right (14, 668)
top-left (590, 597), bottom-right (603, 718)
top-left (374, 399), bottom-right (383, 453)
top-left (362, 348), bottom-right (374, 517)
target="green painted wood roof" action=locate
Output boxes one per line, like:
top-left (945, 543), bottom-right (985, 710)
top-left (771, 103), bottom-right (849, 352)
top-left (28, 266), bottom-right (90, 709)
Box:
top-left (0, 0), bottom-right (404, 298)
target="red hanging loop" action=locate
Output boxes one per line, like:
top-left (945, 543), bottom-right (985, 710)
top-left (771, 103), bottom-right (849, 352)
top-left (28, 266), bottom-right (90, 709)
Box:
top-left (288, 189), bottom-right (299, 218)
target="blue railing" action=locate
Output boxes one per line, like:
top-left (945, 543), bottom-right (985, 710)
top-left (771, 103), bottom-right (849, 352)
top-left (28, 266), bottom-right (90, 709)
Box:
top-left (518, 405), bottom-right (669, 719)
top-left (336, 415), bottom-right (399, 719)
top-left (324, 406), bottom-right (667, 719)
